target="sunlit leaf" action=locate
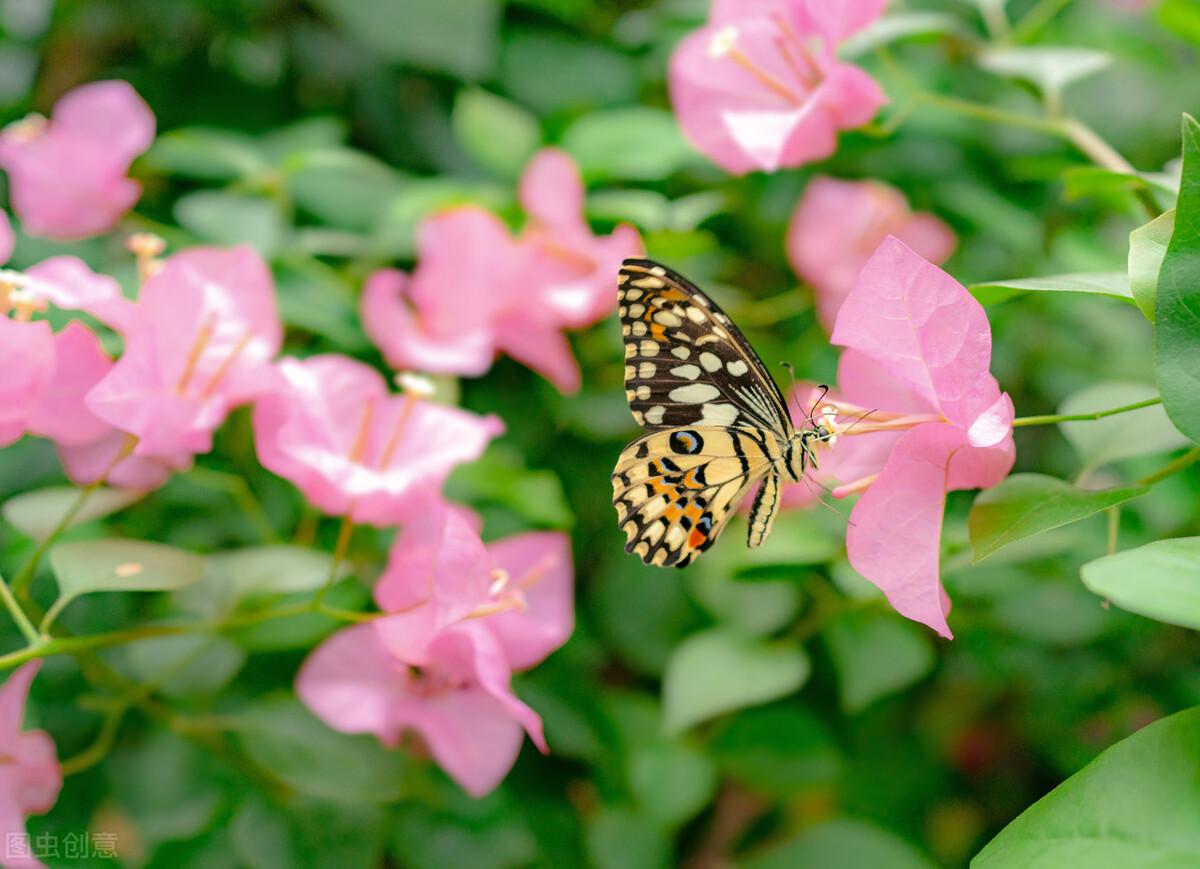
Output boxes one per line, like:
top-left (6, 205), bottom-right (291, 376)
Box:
top-left (841, 12), bottom-right (964, 57)
top-left (1081, 537), bottom-right (1200, 630)
top-left (2, 486), bottom-right (145, 541)
top-left (172, 544), bottom-right (338, 618)
top-left (49, 539), bottom-right (207, 605)
top-left (1154, 114), bottom-right (1200, 443)
top-left (975, 707), bottom-right (1200, 866)
top-left (978, 46), bottom-right (1111, 104)
top-left (662, 628), bottom-right (810, 734)
top-left (969, 272), bottom-right (1133, 306)
top-left (1128, 209), bottom-right (1175, 322)
top-left (968, 474), bottom-right (1148, 562)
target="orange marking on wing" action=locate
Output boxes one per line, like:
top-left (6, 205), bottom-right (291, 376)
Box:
top-left (687, 529), bottom-right (706, 549)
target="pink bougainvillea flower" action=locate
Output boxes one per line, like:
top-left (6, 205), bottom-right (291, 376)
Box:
top-left (516, 148), bottom-right (643, 329)
top-left (787, 175), bottom-right (956, 331)
top-left (809, 237), bottom-right (1015, 639)
top-left (0, 212), bottom-right (13, 264)
top-left (362, 151), bottom-right (641, 394)
top-left (298, 507), bottom-right (572, 796)
top-left (0, 662), bottom-right (62, 869)
top-left (22, 256), bottom-right (136, 334)
top-left (0, 80), bottom-right (155, 240)
top-left (669, 0), bottom-right (888, 174)
top-left (0, 315), bottom-right (53, 449)
top-left (87, 245), bottom-right (282, 460)
top-left (253, 355), bottom-right (503, 525)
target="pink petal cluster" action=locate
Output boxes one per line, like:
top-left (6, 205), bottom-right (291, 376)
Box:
top-left (813, 238), bottom-right (1014, 638)
top-left (669, 0), bottom-right (888, 174)
top-left (298, 505), bottom-right (573, 796)
top-left (0, 663), bottom-right (62, 869)
top-left (253, 355), bottom-right (503, 525)
top-left (362, 148), bottom-right (641, 393)
top-left (0, 81), bottom-right (154, 240)
top-left (787, 176), bottom-right (956, 331)
top-left (1, 244), bottom-right (283, 490)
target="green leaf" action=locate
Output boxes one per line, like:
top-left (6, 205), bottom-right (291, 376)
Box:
top-left (1155, 115), bottom-right (1200, 443)
top-left (710, 706), bottom-right (841, 797)
top-left (48, 539), bottom-right (207, 607)
top-left (1081, 537), bottom-right (1200, 630)
top-left (500, 30), bottom-right (637, 115)
top-left (144, 127), bottom-right (266, 181)
top-left (274, 259), bottom-right (369, 350)
top-left (585, 806), bottom-right (671, 869)
top-left (368, 177), bottom-right (509, 259)
top-left (825, 610), bottom-right (935, 714)
top-left (969, 272), bottom-right (1133, 306)
top-left (587, 190), bottom-right (673, 231)
top-left (1129, 209), bottom-right (1176, 322)
top-left (447, 447), bottom-right (573, 529)
top-left (627, 741), bottom-right (717, 828)
top-left (233, 796), bottom-right (387, 869)
top-left (175, 191), bottom-right (285, 257)
top-left (1058, 382), bottom-right (1187, 469)
top-left (688, 566), bottom-right (802, 636)
top-left (1158, 0), bottom-right (1200, 45)
top-left (1064, 167), bottom-right (1179, 207)
top-left (121, 634), bottom-right (246, 699)
top-left (172, 545), bottom-right (337, 618)
top-left (284, 148), bottom-right (405, 230)
top-left (662, 628), bottom-right (810, 734)
top-left (452, 89), bottom-right (541, 180)
top-left (974, 707), bottom-right (1200, 867)
top-left (560, 108), bottom-right (696, 182)
top-left (745, 818), bottom-right (936, 869)
top-left (978, 46), bottom-right (1111, 103)
top-left (2, 486), bottom-right (145, 541)
top-left (968, 474), bottom-right (1148, 562)
top-left (841, 12), bottom-right (964, 57)
top-left (309, 0), bottom-right (500, 79)
top-left (235, 698), bottom-right (409, 804)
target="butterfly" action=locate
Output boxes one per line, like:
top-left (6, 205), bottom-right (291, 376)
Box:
top-left (612, 258), bottom-right (830, 568)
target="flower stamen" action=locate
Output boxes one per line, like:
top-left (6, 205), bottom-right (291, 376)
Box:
top-left (126, 232), bottom-right (166, 286)
top-left (378, 374), bottom-right (434, 469)
top-left (176, 314), bottom-right (216, 395)
top-left (200, 331), bottom-right (253, 400)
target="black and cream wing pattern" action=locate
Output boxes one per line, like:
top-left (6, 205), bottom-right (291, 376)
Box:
top-left (612, 258), bottom-right (800, 568)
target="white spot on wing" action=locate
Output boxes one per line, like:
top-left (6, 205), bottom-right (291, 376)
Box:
top-left (701, 403), bottom-right (739, 426)
top-left (670, 364), bottom-right (701, 380)
top-left (727, 360), bottom-right (749, 376)
top-left (699, 352), bottom-right (722, 373)
top-left (669, 383), bottom-right (721, 404)
top-left (638, 361), bottom-right (656, 379)
top-left (645, 405), bottom-right (666, 425)
top-left (640, 340), bottom-right (660, 357)
top-left (671, 346), bottom-right (691, 359)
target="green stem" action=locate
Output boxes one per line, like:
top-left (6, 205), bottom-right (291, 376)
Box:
top-left (1061, 118), bottom-right (1162, 217)
top-left (9, 484), bottom-right (99, 600)
top-left (1137, 447), bottom-right (1200, 487)
top-left (315, 514), bottom-right (355, 605)
top-left (60, 703), bottom-right (127, 776)
top-left (185, 468), bottom-right (279, 543)
top-left (1011, 397), bottom-right (1162, 428)
top-left (0, 575), bottom-right (40, 645)
top-left (1012, 0), bottom-right (1074, 42)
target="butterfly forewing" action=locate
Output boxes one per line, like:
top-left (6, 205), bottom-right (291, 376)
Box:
top-left (618, 259), bottom-right (793, 438)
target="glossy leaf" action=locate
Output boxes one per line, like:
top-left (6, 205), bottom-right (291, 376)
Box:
top-left (974, 707), bottom-right (1200, 867)
top-left (1155, 115), bottom-right (1200, 443)
top-left (1058, 382), bottom-right (1187, 469)
top-left (662, 628), bottom-right (810, 734)
top-left (968, 474), bottom-right (1148, 562)
top-left (970, 272), bottom-right (1133, 307)
top-left (1081, 537), bottom-right (1200, 630)
top-left (2, 486), bottom-right (145, 541)
top-left (1129, 209), bottom-right (1175, 322)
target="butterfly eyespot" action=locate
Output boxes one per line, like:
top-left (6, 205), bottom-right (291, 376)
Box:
top-left (669, 430), bottom-right (704, 455)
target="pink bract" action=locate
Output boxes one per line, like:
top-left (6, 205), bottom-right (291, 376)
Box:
top-left (669, 0), bottom-right (887, 174)
top-left (0, 212), bottom-right (12, 263)
top-left (0, 318), bottom-right (54, 448)
top-left (252, 355), bottom-right (503, 525)
top-left (0, 662), bottom-right (62, 869)
top-left (0, 80), bottom-right (155, 240)
top-left (826, 238), bottom-right (1014, 638)
top-left (86, 245), bottom-right (282, 460)
top-left (787, 176), bottom-right (956, 330)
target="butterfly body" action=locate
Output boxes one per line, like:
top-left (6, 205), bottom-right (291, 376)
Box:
top-left (612, 258), bottom-right (825, 568)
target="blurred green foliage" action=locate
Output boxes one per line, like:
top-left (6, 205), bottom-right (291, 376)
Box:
top-left (1, 0), bottom-right (1200, 867)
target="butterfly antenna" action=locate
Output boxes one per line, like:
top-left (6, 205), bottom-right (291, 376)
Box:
top-left (780, 362), bottom-right (802, 417)
top-left (805, 384), bottom-right (830, 430)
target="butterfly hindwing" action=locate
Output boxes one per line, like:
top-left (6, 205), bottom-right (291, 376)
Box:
top-left (612, 426), bottom-right (778, 568)
top-left (619, 259), bottom-right (793, 438)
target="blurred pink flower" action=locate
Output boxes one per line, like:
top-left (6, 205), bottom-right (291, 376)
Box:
top-left (516, 148), bottom-right (642, 329)
top-left (0, 662), bottom-right (62, 869)
top-left (87, 245), bottom-right (282, 460)
top-left (361, 150), bottom-right (641, 393)
top-left (816, 237), bottom-right (1014, 638)
top-left (298, 505), bottom-right (572, 796)
top-left (0, 212), bottom-right (13, 263)
top-left (23, 256), bottom-right (136, 334)
top-left (669, 0), bottom-right (888, 174)
top-left (787, 176), bottom-right (956, 331)
top-left (253, 356), bottom-right (503, 525)
top-left (0, 80), bottom-right (155, 240)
